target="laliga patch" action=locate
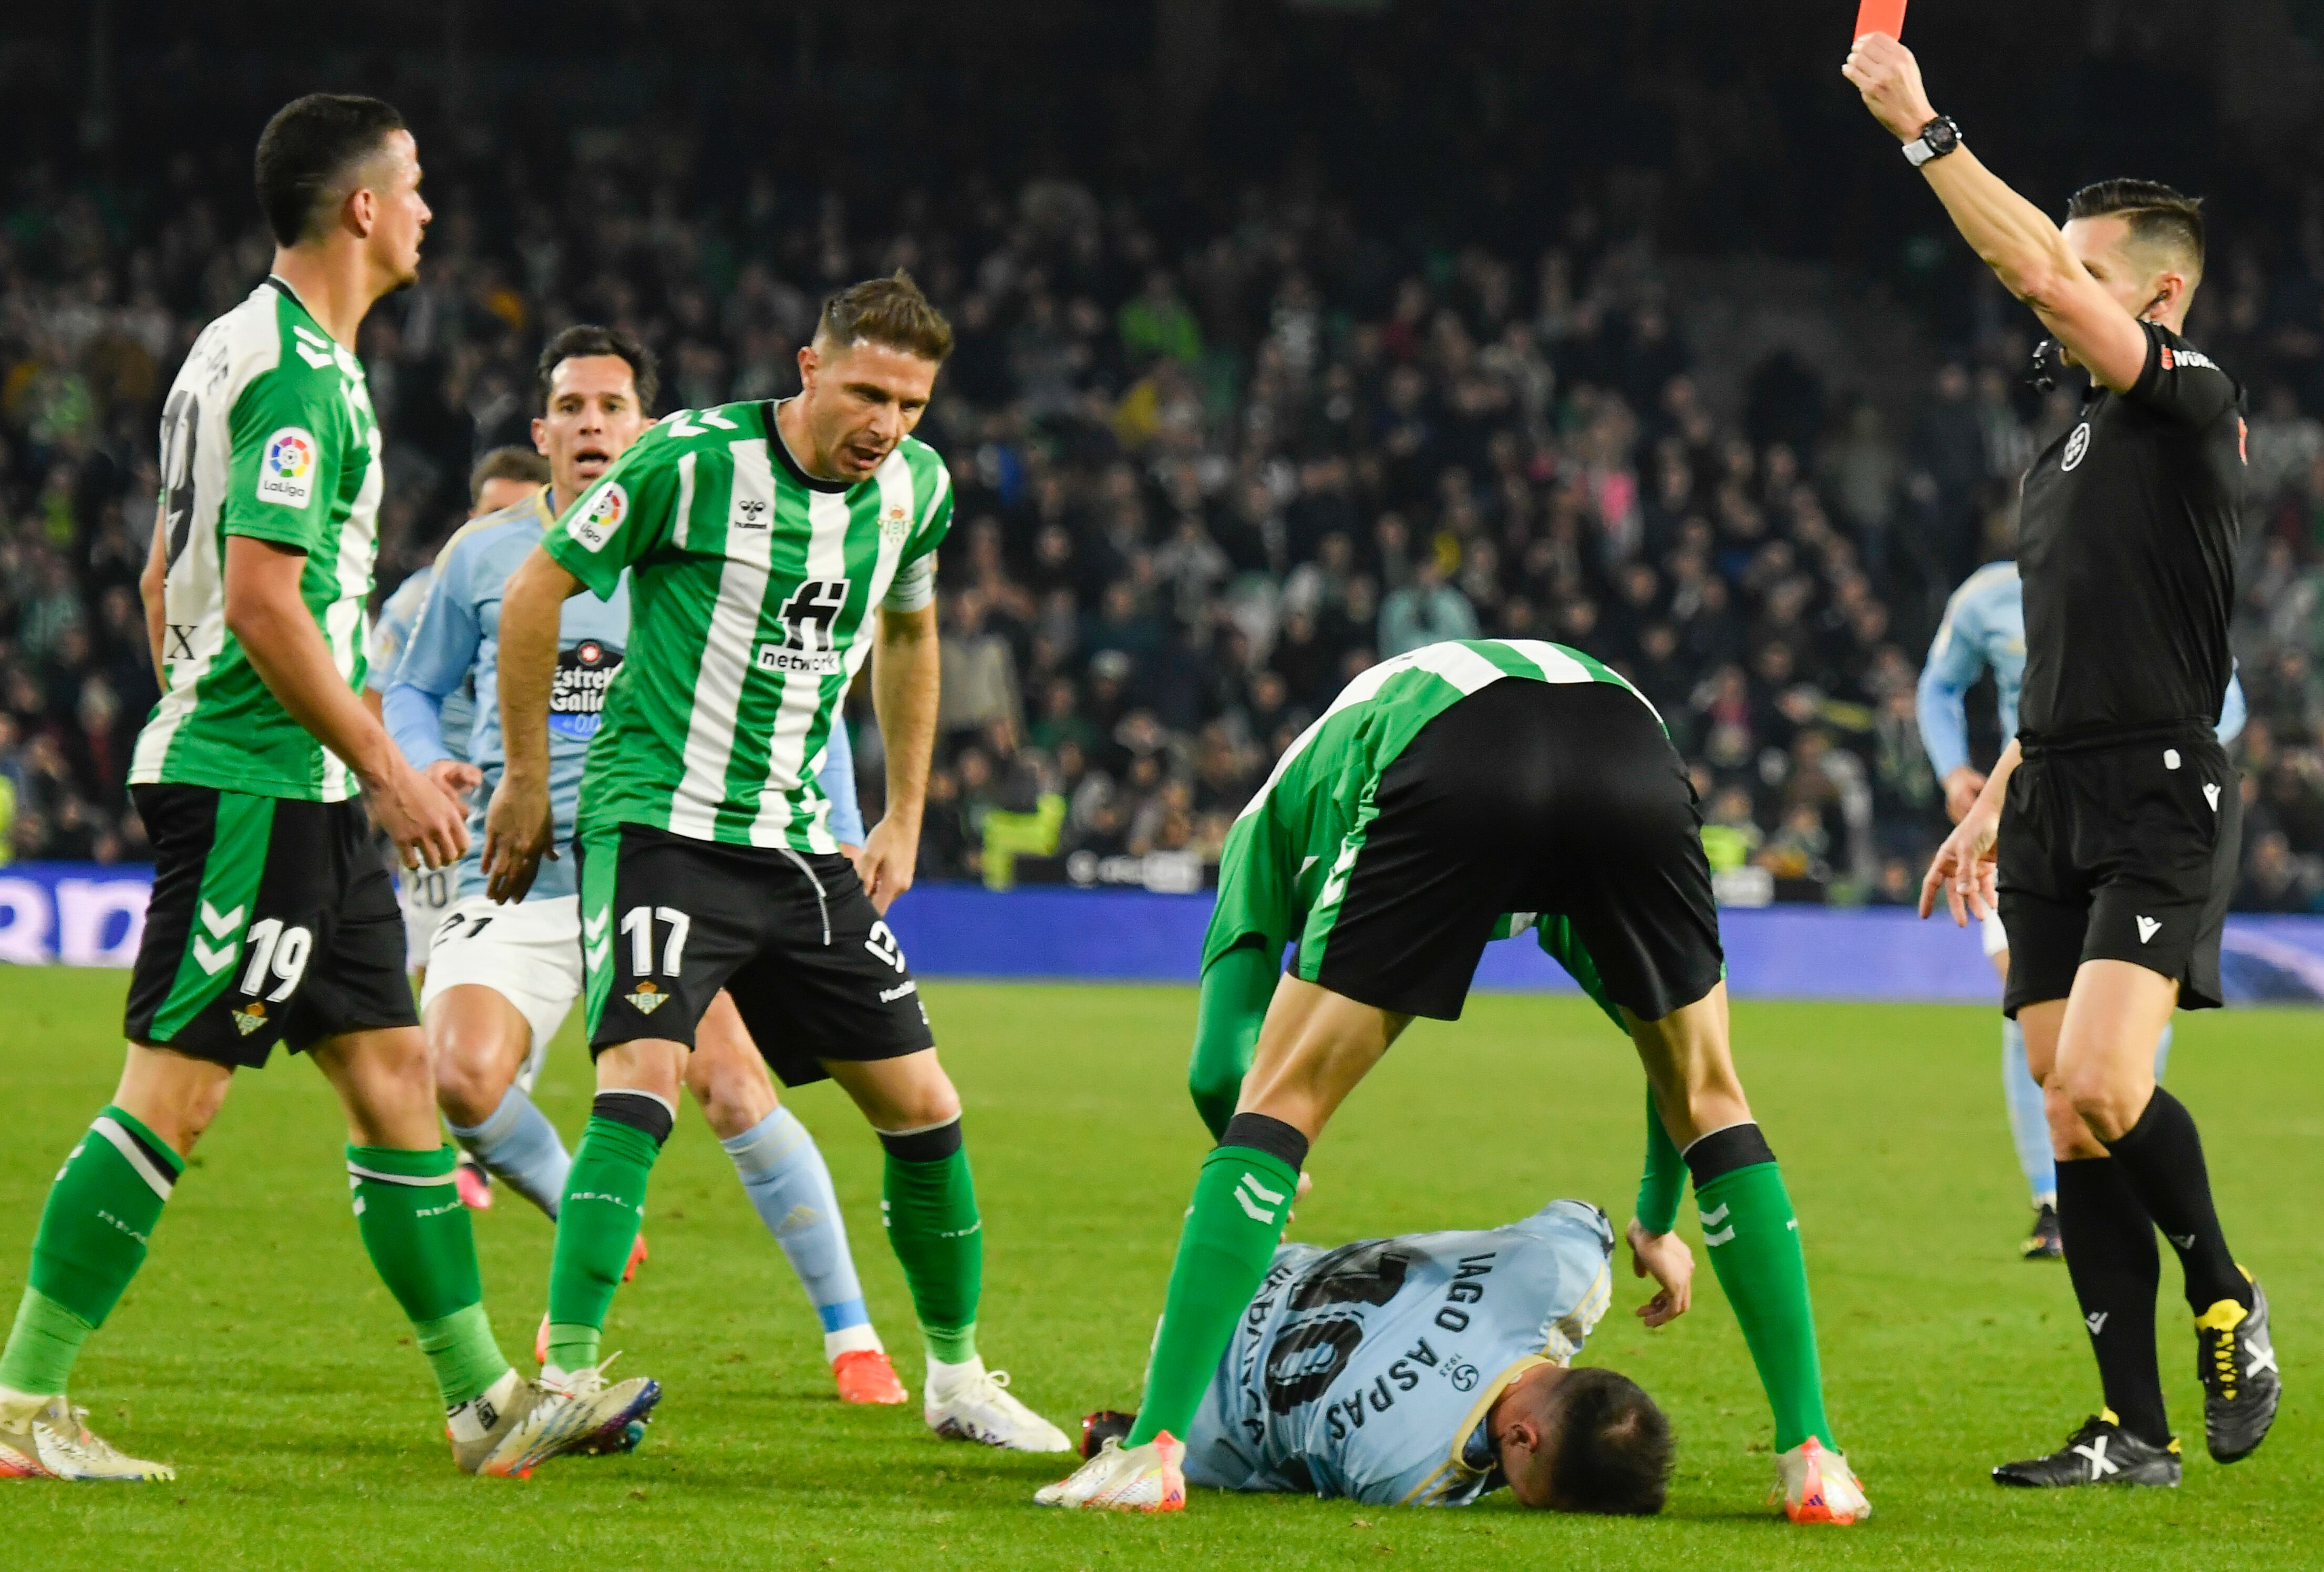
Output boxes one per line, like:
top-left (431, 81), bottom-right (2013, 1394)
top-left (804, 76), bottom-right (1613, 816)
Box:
top-left (568, 481), bottom-right (629, 552)
top-left (626, 979), bottom-right (671, 1015)
top-left (255, 427), bottom-right (318, 508)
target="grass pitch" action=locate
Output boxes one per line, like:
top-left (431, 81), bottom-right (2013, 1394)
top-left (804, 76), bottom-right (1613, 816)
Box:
top-left (1, 966), bottom-right (2316, 1569)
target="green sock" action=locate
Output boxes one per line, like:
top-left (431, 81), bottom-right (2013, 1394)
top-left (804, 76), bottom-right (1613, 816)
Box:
top-left (880, 1133), bottom-right (983, 1364)
top-left (1699, 1160), bottom-right (1835, 1452)
top-left (1127, 1143), bottom-right (1299, 1447)
top-left (346, 1144), bottom-right (511, 1408)
top-left (0, 1106), bottom-right (182, 1396)
top-left (545, 1115), bottom-right (662, 1373)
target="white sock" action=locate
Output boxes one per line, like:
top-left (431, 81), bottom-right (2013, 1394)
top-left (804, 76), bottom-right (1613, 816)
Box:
top-left (825, 1323), bottom-right (883, 1361)
top-left (927, 1353), bottom-right (986, 1400)
top-left (0, 1385), bottom-right (50, 1423)
top-left (446, 1368), bottom-right (523, 1442)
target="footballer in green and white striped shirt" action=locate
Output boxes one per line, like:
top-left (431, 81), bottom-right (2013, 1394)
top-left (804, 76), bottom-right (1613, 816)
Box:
top-left (483, 272), bottom-right (1072, 1454)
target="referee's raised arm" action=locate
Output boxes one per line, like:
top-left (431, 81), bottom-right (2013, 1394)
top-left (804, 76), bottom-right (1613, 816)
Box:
top-left (1842, 34), bottom-right (2158, 393)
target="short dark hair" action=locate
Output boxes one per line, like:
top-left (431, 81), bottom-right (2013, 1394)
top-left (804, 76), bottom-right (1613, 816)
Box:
top-left (469, 446), bottom-right (551, 505)
top-left (815, 271), bottom-right (954, 362)
top-left (254, 94), bottom-right (408, 247)
top-left (2066, 179), bottom-right (2206, 281)
top-left (1544, 1368), bottom-right (1672, 1515)
top-left (535, 324), bottom-right (659, 413)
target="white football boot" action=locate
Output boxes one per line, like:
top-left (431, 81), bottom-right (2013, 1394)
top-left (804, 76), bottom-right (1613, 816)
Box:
top-left (1775, 1435), bottom-right (1871, 1523)
top-left (1036, 1433), bottom-right (1186, 1511)
top-left (460, 1360), bottom-right (661, 1477)
top-left (923, 1359), bottom-right (1071, 1451)
top-left (0, 1393), bottom-right (174, 1481)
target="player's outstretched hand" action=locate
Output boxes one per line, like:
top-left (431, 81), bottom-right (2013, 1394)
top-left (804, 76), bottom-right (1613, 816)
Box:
top-left (1842, 30), bottom-right (1938, 143)
top-left (856, 816), bottom-right (920, 915)
top-left (426, 758), bottom-right (486, 807)
top-left (1627, 1218), bottom-right (1693, 1329)
top-left (1918, 798), bottom-right (1999, 926)
top-left (368, 755), bottom-right (469, 871)
top-left (479, 769), bottom-right (555, 905)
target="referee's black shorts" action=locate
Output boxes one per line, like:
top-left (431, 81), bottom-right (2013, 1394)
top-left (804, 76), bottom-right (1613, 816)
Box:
top-left (1998, 731), bottom-right (2240, 1015)
top-left (1304, 678), bottom-right (1724, 1023)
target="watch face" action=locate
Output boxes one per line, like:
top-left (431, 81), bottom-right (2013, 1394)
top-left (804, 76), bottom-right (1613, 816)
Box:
top-left (1927, 119), bottom-right (1958, 153)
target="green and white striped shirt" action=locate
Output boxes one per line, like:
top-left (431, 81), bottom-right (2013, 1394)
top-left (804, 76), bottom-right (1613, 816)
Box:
top-left (543, 399), bottom-right (952, 851)
top-left (130, 278), bottom-right (384, 800)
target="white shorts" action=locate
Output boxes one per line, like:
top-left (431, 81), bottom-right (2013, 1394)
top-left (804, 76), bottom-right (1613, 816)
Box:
top-left (399, 863), bottom-right (461, 974)
top-left (419, 892), bottom-right (584, 1089)
top-left (1981, 908), bottom-right (2010, 959)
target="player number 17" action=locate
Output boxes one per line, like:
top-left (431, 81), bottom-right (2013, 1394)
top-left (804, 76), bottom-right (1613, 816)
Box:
top-left (621, 905), bottom-right (691, 977)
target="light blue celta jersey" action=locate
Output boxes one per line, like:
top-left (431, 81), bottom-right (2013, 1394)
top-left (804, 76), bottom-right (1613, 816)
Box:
top-left (384, 485), bottom-right (865, 902)
top-left (1185, 1199), bottom-right (1615, 1507)
top-left (368, 563), bottom-right (471, 762)
top-left (1917, 559), bottom-right (2245, 780)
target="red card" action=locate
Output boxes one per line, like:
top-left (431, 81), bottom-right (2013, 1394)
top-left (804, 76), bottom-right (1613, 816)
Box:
top-left (1854, 0), bottom-right (1907, 38)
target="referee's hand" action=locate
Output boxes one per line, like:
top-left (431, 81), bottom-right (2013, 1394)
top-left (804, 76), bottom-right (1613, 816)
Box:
top-left (1919, 801), bottom-right (2000, 926)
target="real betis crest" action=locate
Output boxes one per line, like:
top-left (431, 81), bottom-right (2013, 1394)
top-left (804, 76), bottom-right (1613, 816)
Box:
top-left (881, 503), bottom-right (910, 547)
top-left (231, 1000), bottom-right (268, 1036)
top-left (627, 980), bottom-right (670, 1015)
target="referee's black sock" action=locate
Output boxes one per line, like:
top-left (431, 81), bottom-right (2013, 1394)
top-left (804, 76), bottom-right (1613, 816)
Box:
top-left (2055, 1156), bottom-right (2170, 1448)
top-left (2102, 1087), bottom-right (2253, 1314)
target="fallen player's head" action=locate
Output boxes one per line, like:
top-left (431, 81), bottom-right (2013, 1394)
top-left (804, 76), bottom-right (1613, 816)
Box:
top-left (1494, 1365), bottom-right (1672, 1515)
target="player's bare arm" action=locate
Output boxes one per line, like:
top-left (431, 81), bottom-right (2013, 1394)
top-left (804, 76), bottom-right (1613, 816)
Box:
top-left (223, 535), bottom-right (464, 869)
top-left (1920, 737), bottom-right (2017, 926)
top-left (139, 497), bottom-right (170, 682)
top-left (861, 599), bottom-right (939, 913)
top-left (1844, 34), bottom-right (2152, 393)
top-left (1627, 1217), bottom-right (1694, 1329)
top-left (482, 543), bottom-right (584, 902)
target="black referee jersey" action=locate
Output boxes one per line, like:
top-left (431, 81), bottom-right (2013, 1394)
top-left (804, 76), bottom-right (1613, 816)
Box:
top-left (2016, 320), bottom-right (2243, 748)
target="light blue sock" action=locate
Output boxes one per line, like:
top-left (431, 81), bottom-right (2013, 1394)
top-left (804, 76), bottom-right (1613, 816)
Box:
top-left (2001, 1016), bottom-right (2056, 1207)
top-left (447, 1086), bottom-right (571, 1219)
top-left (2153, 1023), bottom-right (2172, 1082)
top-left (721, 1107), bottom-right (876, 1354)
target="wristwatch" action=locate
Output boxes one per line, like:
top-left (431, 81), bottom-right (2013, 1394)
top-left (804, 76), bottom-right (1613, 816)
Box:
top-left (1903, 116), bottom-right (1962, 168)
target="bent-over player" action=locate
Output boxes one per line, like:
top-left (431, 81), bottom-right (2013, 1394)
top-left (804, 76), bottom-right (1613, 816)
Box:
top-left (1040, 639), bottom-right (1867, 1522)
top-left (483, 273), bottom-right (1069, 1451)
top-left (0, 95), bottom-right (647, 1482)
top-left (1083, 1200), bottom-right (1675, 1513)
top-left (386, 325), bottom-right (905, 1404)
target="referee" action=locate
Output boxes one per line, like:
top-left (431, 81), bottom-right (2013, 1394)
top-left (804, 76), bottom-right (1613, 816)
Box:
top-left (1847, 35), bottom-right (2279, 1488)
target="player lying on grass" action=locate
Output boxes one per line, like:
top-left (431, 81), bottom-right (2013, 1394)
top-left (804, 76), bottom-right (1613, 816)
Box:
top-left (0, 95), bottom-right (647, 1484)
top-left (1916, 556), bottom-right (2242, 1258)
top-left (384, 325), bottom-right (906, 1407)
top-left (482, 273), bottom-right (1068, 1452)
top-left (1040, 639), bottom-right (1867, 1521)
top-left (1078, 1199), bottom-right (1678, 1513)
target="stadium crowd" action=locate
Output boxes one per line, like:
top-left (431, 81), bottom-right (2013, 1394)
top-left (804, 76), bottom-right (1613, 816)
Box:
top-left (6, 142), bottom-right (2324, 910)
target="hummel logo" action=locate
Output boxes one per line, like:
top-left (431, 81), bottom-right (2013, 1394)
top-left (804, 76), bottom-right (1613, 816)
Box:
top-left (734, 497), bottom-right (769, 530)
top-left (2168, 1232), bottom-right (2196, 1250)
top-left (879, 980), bottom-right (919, 1003)
top-left (1700, 1201), bottom-right (1736, 1246)
top-left (2072, 1434), bottom-right (2120, 1480)
top-left (2136, 916), bottom-right (2161, 944)
top-left (1235, 1171), bottom-right (1286, 1225)
top-left (2087, 1311), bottom-right (2110, 1335)
top-left (2204, 782), bottom-right (2221, 811)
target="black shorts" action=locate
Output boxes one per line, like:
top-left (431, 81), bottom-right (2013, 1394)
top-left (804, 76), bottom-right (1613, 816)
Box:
top-left (1998, 732), bottom-right (2240, 1014)
top-left (1302, 679), bottom-right (1724, 1022)
top-left (576, 823), bottom-right (936, 1085)
top-left (124, 785), bottom-right (418, 1067)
